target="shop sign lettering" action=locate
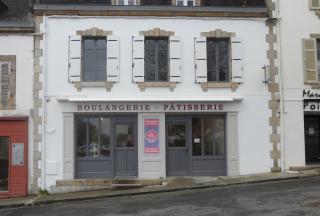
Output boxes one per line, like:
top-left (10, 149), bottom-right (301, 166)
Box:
top-left (304, 100), bottom-right (320, 111)
top-left (76, 103), bottom-right (224, 112)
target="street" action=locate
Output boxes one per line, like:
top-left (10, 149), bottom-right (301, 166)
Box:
top-left (1, 176), bottom-right (320, 216)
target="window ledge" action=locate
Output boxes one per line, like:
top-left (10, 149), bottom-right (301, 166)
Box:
top-left (73, 81), bottom-right (114, 92)
top-left (137, 82), bottom-right (177, 92)
top-left (311, 83), bottom-right (320, 89)
top-left (200, 82), bottom-right (239, 92)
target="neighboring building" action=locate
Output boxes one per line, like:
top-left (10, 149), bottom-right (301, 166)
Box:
top-left (32, 0), bottom-right (277, 192)
top-left (278, 0), bottom-right (320, 170)
top-left (0, 0), bottom-right (34, 198)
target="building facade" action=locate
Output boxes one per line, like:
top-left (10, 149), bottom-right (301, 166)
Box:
top-left (30, 0), bottom-right (280, 192)
top-left (279, 0), bottom-right (320, 170)
top-left (0, 0), bottom-right (34, 198)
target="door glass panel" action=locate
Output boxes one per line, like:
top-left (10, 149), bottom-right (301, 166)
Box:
top-left (100, 118), bottom-right (111, 157)
top-left (168, 124), bottom-right (186, 147)
top-left (116, 124), bottom-right (135, 147)
top-left (203, 117), bottom-right (225, 156)
top-left (192, 117), bottom-right (202, 156)
top-left (76, 117), bottom-right (87, 157)
top-left (88, 118), bottom-right (99, 157)
top-left (0, 137), bottom-right (9, 191)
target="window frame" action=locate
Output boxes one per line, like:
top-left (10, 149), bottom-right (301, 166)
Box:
top-left (144, 36), bottom-right (170, 82)
top-left (206, 37), bottom-right (231, 83)
top-left (116, 0), bottom-right (138, 5)
top-left (317, 39), bottom-right (320, 81)
top-left (81, 36), bottom-right (107, 82)
top-left (176, 0), bottom-right (195, 6)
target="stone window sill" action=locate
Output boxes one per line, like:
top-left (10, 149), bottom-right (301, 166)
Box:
top-left (200, 82), bottom-right (239, 92)
top-left (73, 81), bottom-right (114, 92)
top-left (137, 82), bottom-right (177, 92)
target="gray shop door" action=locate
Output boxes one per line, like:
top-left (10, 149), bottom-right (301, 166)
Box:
top-left (166, 118), bottom-right (191, 176)
top-left (114, 120), bottom-right (138, 177)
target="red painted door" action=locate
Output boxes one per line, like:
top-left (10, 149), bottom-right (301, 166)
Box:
top-left (0, 118), bottom-right (28, 199)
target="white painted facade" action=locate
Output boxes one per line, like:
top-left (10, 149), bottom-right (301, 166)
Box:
top-left (0, 35), bottom-right (34, 193)
top-left (278, 0), bottom-right (320, 170)
top-left (40, 15), bottom-right (272, 191)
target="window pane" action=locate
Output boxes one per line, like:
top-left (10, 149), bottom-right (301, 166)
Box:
top-left (177, 0), bottom-right (183, 6)
top-left (218, 40), bottom-right (229, 82)
top-left (203, 117), bottom-right (225, 156)
top-left (0, 137), bottom-right (9, 191)
top-left (116, 124), bottom-right (135, 147)
top-left (168, 124), bottom-right (186, 147)
top-left (207, 39), bottom-right (229, 82)
top-left (145, 38), bottom-right (168, 82)
top-left (158, 50), bottom-right (168, 81)
top-left (118, 0), bottom-right (124, 4)
top-left (83, 37), bottom-right (106, 81)
top-left (76, 117), bottom-right (87, 157)
top-left (192, 117), bottom-right (202, 156)
top-left (100, 118), bottom-right (111, 157)
top-left (128, 0), bottom-right (135, 5)
top-left (187, 0), bottom-right (194, 6)
top-left (88, 118), bottom-right (100, 157)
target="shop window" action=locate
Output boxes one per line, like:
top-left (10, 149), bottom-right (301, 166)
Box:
top-left (68, 28), bottom-right (119, 90)
top-left (145, 37), bottom-right (169, 82)
top-left (302, 38), bottom-right (320, 84)
top-left (168, 124), bottom-right (187, 148)
top-left (132, 28), bottom-right (182, 90)
top-left (76, 117), bottom-right (111, 158)
top-left (0, 137), bottom-right (9, 192)
top-left (207, 38), bottom-right (230, 82)
top-left (192, 117), bottom-right (225, 156)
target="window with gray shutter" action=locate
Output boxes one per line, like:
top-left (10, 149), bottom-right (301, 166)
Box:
top-left (0, 58), bottom-right (15, 110)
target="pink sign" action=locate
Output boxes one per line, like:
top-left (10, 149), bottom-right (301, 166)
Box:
top-left (144, 119), bottom-right (160, 154)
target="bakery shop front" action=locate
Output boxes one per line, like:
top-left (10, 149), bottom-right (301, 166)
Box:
top-left (59, 99), bottom-right (240, 180)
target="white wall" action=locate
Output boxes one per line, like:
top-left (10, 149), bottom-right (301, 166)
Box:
top-left (0, 35), bottom-right (34, 192)
top-left (279, 0), bottom-right (320, 169)
top-left (42, 16), bottom-right (271, 189)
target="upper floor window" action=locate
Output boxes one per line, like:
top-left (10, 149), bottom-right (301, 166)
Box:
top-left (82, 37), bottom-right (106, 82)
top-left (176, 0), bottom-right (195, 6)
top-left (140, 0), bottom-right (171, 6)
top-left (207, 38), bottom-right (230, 82)
top-left (302, 37), bottom-right (320, 84)
top-left (145, 37), bottom-right (169, 82)
top-left (68, 29), bottom-right (120, 86)
top-left (116, 0), bottom-right (138, 5)
top-left (194, 31), bottom-right (244, 85)
top-left (132, 29), bottom-right (182, 85)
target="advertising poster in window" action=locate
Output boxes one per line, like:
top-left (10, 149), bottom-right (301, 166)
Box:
top-left (144, 119), bottom-right (160, 154)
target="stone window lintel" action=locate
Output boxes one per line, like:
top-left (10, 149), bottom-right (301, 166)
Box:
top-left (137, 82), bottom-right (177, 92)
top-left (200, 82), bottom-right (239, 92)
top-left (73, 81), bottom-right (114, 92)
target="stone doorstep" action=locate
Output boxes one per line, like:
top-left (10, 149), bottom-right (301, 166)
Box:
top-left (289, 165), bottom-right (320, 171)
top-left (56, 178), bottom-right (163, 187)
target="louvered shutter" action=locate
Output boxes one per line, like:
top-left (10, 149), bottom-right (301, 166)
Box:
top-left (132, 36), bottom-right (145, 82)
top-left (107, 36), bottom-right (120, 82)
top-left (169, 36), bottom-right (183, 83)
top-left (303, 38), bottom-right (318, 83)
top-left (231, 37), bottom-right (244, 83)
top-left (194, 37), bottom-right (207, 83)
top-left (310, 0), bottom-right (320, 9)
top-left (68, 35), bottom-right (82, 83)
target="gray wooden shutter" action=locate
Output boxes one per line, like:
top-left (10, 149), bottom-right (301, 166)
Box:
top-left (132, 36), bottom-right (145, 82)
top-left (303, 38), bottom-right (318, 83)
top-left (169, 36), bottom-right (183, 83)
top-left (68, 35), bottom-right (82, 83)
top-left (194, 37), bottom-right (207, 83)
top-left (231, 37), bottom-right (244, 83)
top-left (310, 0), bottom-right (320, 9)
top-left (0, 62), bottom-right (9, 109)
top-left (107, 36), bottom-right (120, 82)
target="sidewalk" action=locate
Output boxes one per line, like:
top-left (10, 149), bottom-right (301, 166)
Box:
top-left (1, 169), bottom-right (319, 209)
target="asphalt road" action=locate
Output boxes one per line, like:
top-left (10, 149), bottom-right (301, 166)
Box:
top-left (1, 176), bottom-right (320, 216)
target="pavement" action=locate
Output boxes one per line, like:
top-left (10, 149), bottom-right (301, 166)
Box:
top-left (0, 168), bottom-right (319, 209)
